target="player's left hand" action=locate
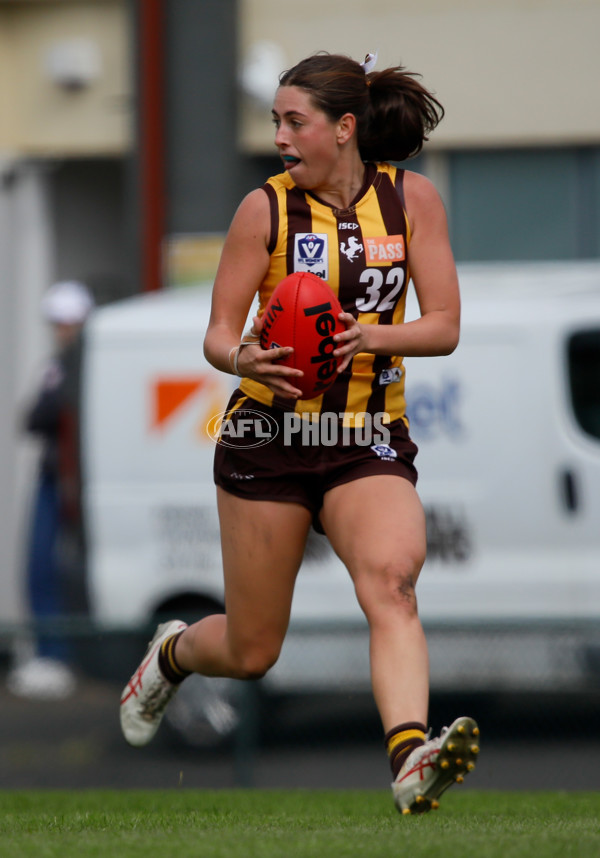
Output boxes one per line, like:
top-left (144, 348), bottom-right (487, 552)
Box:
top-left (333, 312), bottom-right (366, 372)
top-left (237, 315), bottom-right (305, 398)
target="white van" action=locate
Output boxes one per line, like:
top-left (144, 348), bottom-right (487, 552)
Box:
top-left (80, 261), bottom-right (600, 743)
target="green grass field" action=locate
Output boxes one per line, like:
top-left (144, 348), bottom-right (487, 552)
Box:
top-left (0, 789), bottom-right (598, 858)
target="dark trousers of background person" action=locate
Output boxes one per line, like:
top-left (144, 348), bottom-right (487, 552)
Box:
top-left (26, 471), bottom-right (70, 663)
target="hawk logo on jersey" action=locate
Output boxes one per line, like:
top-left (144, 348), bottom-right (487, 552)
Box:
top-left (294, 233), bottom-right (328, 279)
top-left (340, 236), bottom-right (364, 262)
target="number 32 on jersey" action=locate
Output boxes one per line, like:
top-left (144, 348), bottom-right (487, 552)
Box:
top-left (356, 267), bottom-right (406, 313)
top-left (356, 233), bottom-right (406, 313)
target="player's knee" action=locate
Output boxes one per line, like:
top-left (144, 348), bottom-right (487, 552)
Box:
top-left (389, 568), bottom-right (419, 615)
top-left (356, 556), bottom-right (424, 619)
top-left (232, 643), bottom-right (280, 680)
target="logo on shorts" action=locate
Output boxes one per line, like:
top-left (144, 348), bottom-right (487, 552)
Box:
top-left (370, 443), bottom-right (398, 462)
top-left (206, 409), bottom-right (279, 448)
top-left (294, 233), bottom-right (328, 279)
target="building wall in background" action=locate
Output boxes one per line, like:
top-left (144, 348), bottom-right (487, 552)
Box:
top-left (238, 0), bottom-right (600, 152)
top-left (236, 1), bottom-right (600, 264)
top-left (0, 0), bottom-right (131, 156)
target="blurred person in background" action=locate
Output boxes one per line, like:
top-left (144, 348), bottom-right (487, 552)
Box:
top-left (7, 280), bottom-right (94, 700)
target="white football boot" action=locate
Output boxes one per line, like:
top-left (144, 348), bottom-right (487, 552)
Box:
top-left (392, 716), bottom-right (480, 815)
top-left (120, 620), bottom-right (188, 747)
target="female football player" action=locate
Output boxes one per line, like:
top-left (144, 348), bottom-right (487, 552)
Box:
top-left (120, 51), bottom-right (480, 815)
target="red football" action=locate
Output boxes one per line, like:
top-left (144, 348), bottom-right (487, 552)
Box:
top-left (259, 272), bottom-right (345, 400)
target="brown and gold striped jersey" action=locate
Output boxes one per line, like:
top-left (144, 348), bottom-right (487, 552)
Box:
top-left (240, 162), bottom-right (411, 426)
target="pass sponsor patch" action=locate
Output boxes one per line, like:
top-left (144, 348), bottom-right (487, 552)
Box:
top-left (365, 235), bottom-right (406, 266)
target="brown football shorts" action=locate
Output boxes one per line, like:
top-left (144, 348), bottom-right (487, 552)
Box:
top-left (213, 391), bottom-right (418, 532)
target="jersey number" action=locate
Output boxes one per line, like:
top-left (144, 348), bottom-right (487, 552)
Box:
top-left (355, 268), bottom-right (406, 313)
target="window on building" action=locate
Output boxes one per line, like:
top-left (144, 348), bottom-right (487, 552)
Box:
top-left (448, 147), bottom-right (600, 263)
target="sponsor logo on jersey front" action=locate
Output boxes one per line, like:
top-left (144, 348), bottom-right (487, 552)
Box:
top-left (294, 233), bottom-right (328, 279)
top-left (365, 234), bottom-right (406, 266)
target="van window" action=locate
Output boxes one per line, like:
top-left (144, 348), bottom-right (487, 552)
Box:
top-left (568, 330), bottom-right (600, 441)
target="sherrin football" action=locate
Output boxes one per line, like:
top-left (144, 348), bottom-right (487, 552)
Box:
top-left (259, 271), bottom-right (345, 400)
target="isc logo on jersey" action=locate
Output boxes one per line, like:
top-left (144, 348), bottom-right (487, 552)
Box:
top-left (294, 233), bottom-right (328, 280)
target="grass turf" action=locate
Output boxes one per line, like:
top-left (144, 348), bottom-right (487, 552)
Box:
top-left (0, 790), bottom-right (598, 858)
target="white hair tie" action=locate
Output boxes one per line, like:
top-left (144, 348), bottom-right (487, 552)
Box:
top-left (360, 52), bottom-right (378, 74)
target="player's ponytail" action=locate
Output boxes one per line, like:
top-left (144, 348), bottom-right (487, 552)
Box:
top-left (278, 53), bottom-right (444, 164)
top-left (360, 67), bottom-right (445, 162)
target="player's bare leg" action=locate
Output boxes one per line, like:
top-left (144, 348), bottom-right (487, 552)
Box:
top-left (321, 475), bottom-right (429, 730)
top-left (175, 491), bottom-right (312, 678)
top-left (321, 475), bottom-right (480, 813)
top-left (120, 492), bottom-right (311, 746)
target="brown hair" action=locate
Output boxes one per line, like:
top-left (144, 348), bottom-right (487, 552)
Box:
top-left (278, 52), bottom-right (444, 162)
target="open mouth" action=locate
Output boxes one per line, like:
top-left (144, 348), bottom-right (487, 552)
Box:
top-left (282, 155), bottom-right (301, 168)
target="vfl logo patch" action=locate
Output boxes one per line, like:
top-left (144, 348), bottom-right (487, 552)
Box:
top-left (294, 233), bottom-right (328, 279)
top-left (378, 367), bottom-right (403, 386)
top-left (371, 443), bottom-right (398, 462)
top-left (365, 235), bottom-right (406, 266)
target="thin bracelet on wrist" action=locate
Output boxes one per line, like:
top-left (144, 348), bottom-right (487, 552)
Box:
top-left (231, 338), bottom-right (261, 377)
top-left (233, 346), bottom-right (243, 377)
top-left (228, 346), bottom-right (239, 375)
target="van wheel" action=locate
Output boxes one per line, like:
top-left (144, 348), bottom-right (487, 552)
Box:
top-left (153, 598), bottom-right (249, 748)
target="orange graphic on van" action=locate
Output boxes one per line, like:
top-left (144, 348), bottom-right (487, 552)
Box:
top-left (152, 377), bottom-right (206, 430)
top-left (151, 374), bottom-right (231, 441)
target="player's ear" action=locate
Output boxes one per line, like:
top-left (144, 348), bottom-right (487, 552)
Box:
top-left (336, 113), bottom-right (356, 145)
